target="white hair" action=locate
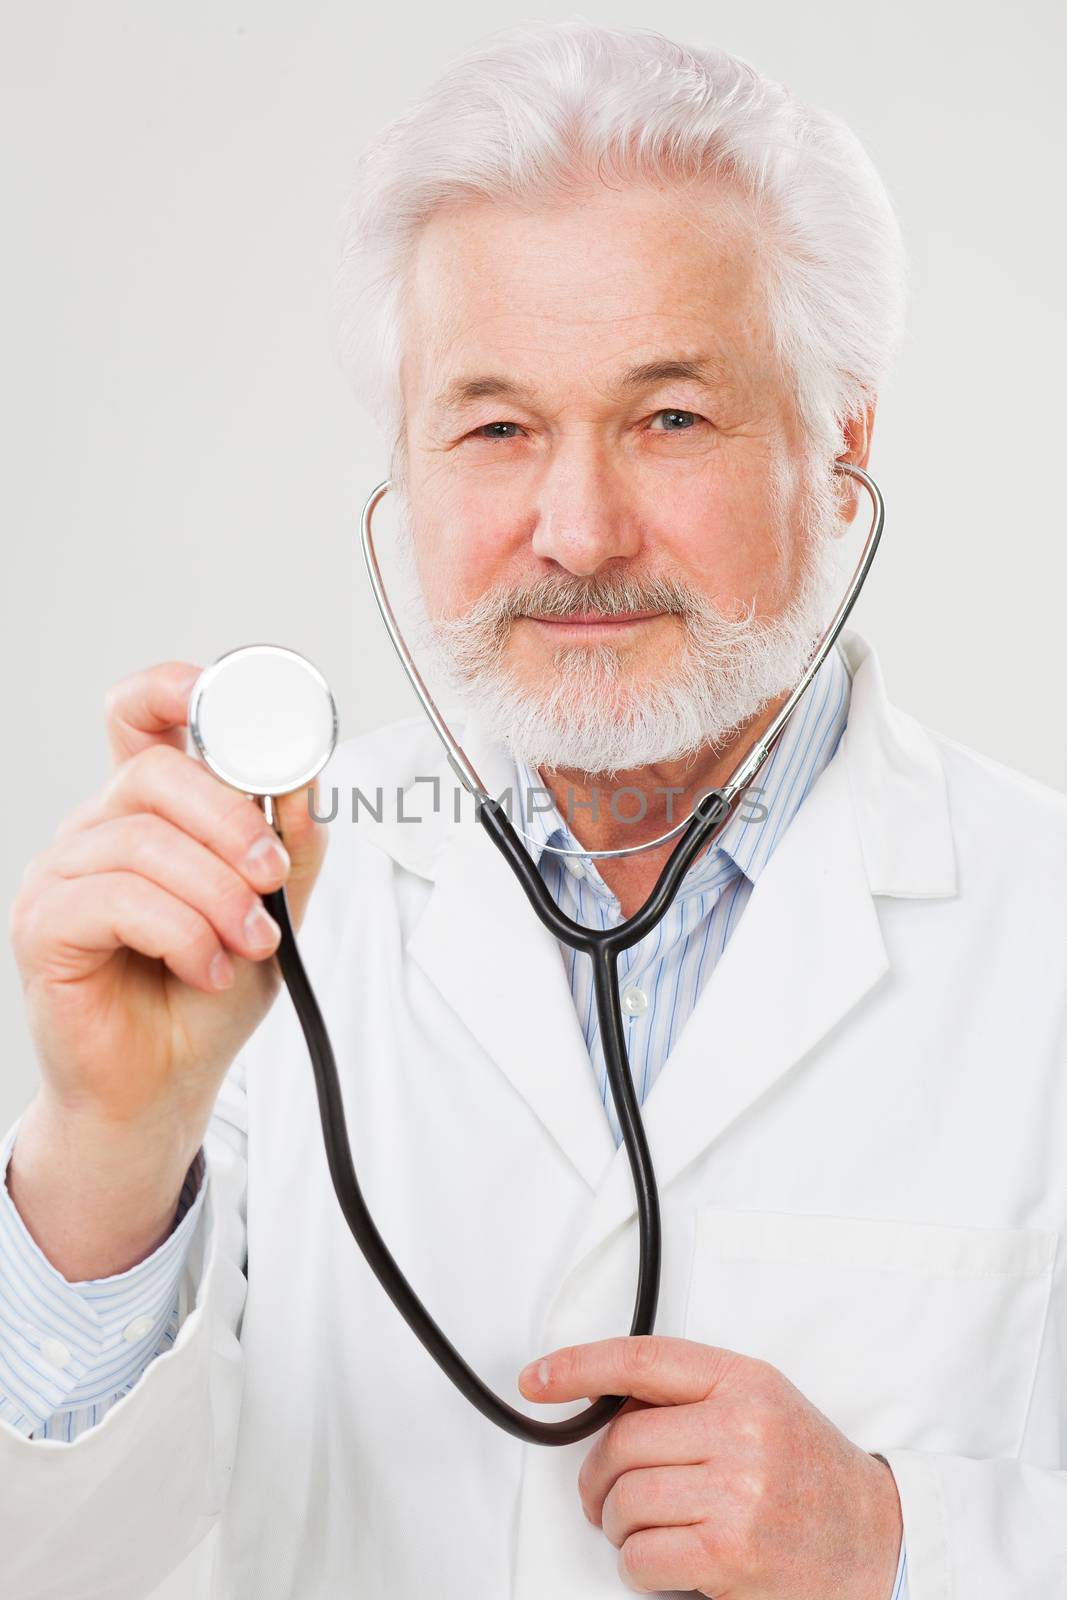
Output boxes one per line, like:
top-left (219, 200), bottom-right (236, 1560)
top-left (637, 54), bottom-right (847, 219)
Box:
top-left (334, 19), bottom-right (909, 477)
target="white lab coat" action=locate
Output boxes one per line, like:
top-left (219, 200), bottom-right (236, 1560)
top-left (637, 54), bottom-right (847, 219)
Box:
top-left (2, 629), bottom-right (1066, 1600)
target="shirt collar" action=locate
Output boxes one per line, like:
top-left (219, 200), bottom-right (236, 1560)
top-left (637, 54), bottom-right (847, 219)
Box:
top-left (513, 643), bottom-right (852, 902)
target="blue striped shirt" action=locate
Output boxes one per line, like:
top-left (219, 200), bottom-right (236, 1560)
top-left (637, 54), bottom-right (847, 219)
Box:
top-left (0, 641), bottom-right (908, 1600)
top-left (0, 1144), bottom-right (204, 1440)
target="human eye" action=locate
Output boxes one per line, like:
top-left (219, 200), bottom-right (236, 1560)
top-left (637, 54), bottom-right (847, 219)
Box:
top-left (468, 420), bottom-right (527, 441)
top-left (647, 408), bottom-right (706, 432)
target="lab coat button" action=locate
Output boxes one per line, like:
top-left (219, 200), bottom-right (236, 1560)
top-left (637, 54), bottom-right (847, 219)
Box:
top-left (123, 1314), bottom-right (155, 1343)
top-left (39, 1337), bottom-right (72, 1368)
top-left (621, 986), bottom-right (649, 1017)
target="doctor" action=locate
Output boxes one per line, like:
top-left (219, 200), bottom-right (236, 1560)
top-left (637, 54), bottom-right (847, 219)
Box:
top-left (2, 21), bottom-right (1066, 1600)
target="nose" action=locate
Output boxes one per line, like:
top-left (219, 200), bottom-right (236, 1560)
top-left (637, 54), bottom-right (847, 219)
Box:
top-left (529, 439), bottom-right (641, 575)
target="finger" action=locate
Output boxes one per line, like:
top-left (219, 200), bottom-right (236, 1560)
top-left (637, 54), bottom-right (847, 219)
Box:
top-left (54, 745), bottom-right (290, 897)
top-left (43, 814), bottom-right (283, 963)
top-left (518, 1335), bottom-right (734, 1408)
top-left (265, 777), bottom-right (330, 933)
top-left (600, 1464), bottom-right (711, 1550)
top-left (104, 661), bottom-right (202, 768)
top-left (579, 1400), bottom-right (710, 1526)
top-left (616, 1524), bottom-right (716, 1596)
top-left (25, 870), bottom-right (238, 993)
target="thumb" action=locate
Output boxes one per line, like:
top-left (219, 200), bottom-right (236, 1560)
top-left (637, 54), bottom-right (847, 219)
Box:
top-left (270, 777), bottom-right (330, 934)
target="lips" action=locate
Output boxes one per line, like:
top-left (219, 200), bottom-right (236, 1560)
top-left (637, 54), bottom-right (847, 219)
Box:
top-left (525, 610), bottom-right (664, 625)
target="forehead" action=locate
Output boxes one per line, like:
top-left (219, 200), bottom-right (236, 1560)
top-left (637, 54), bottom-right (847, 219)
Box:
top-left (401, 178), bottom-right (774, 409)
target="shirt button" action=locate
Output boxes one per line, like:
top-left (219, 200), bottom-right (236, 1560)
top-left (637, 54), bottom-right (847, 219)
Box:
top-left (620, 986), bottom-right (649, 1017)
top-left (123, 1315), bottom-right (155, 1343)
top-left (39, 1337), bottom-right (72, 1368)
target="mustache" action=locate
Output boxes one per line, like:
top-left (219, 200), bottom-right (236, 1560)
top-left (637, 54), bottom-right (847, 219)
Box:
top-left (439, 569), bottom-right (737, 628)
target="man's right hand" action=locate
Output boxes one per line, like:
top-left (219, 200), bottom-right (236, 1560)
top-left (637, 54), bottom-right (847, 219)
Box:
top-left (5, 659), bottom-right (329, 1280)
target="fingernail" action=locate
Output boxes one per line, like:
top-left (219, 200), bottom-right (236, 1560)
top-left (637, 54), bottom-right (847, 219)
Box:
top-left (243, 834), bottom-right (291, 883)
top-left (244, 904), bottom-right (281, 952)
top-left (519, 1358), bottom-right (550, 1391)
top-left (210, 951), bottom-right (235, 990)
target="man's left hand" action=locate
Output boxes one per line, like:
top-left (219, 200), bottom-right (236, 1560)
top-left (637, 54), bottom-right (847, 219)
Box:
top-left (517, 1336), bottom-right (903, 1598)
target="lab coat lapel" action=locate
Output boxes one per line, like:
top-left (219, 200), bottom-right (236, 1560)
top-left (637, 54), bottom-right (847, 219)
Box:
top-left (555, 748), bottom-right (887, 1283)
top-left (403, 720), bottom-right (618, 1194)
top-left (553, 630), bottom-right (958, 1284)
top-left (383, 630), bottom-right (956, 1266)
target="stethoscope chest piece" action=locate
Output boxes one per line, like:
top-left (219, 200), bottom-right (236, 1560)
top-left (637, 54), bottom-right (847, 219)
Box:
top-left (188, 643), bottom-right (338, 798)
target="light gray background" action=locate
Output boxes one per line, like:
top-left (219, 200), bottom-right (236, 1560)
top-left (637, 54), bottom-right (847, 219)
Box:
top-left (2, 3), bottom-right (1064, 1594)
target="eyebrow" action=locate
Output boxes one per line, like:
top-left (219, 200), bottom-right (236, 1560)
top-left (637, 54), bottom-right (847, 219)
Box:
top-left (433, 356), bottom-right (734, 413)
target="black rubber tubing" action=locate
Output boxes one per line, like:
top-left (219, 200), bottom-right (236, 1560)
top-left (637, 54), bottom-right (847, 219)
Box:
top-left (262, 787), bottom-right (732, 1445)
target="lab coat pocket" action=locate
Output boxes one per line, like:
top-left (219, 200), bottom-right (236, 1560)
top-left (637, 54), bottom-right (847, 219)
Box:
top-left (683, 1208), bottom-right (1058, 1456)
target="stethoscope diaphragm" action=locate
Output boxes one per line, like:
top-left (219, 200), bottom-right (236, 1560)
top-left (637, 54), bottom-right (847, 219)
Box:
top-left (188, 643), bottom-right (337, 799)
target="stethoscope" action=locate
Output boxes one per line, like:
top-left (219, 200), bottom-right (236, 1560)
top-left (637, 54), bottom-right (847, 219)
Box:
top-left (188, 460), bottom-right (883, 1447)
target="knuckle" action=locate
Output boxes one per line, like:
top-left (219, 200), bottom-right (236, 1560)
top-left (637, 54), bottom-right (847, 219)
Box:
top-left (139, 740), bottom-right (180, 779)
top-left (736, 1408), bottom-right (772, 1453)
top-left (550, 1346), bottom-right (576, 1388)
top-left (8, 885), bottom-right (33, 954)
top-left (102, 678), bottom-right (125, 724)
top-left (15, 849), bottom-right (49, 896)
top-left (625, 1336), bottom-right (660, 1378)
top-left (695, 1516), bottom-right (728, 1576)
top-left (122, 813), bottom-right (166, 873)
top-left (171, 897), bottom-right (213, 953)
top-left (744, 1355), bottom-right (783, 1399)
top-left (104, 869), bottom-right (138, 928)
top-left (609, 1409), bottom-right (644, 1466)
top-left (108, 744), bottom-right (155, 802)
top-left (218, 790), bottom-right (267, 857)
top-left (739, 1465), bottom-right (771, 1506)
top-left (52, 796), bottom-right (95, 843)
top-left (116, 871), bottom-right (189, 946)
top-left (694, 1516), bottom-right (717, 1560)
top-left (617, 1538), bottom-right (647, 1591)
top-left (612, 1469), bottom-right (642, 1520)
top-left (734, 1499), bottom-right (767, 1556)
top-left (9, 863), bottom-right (55, 954)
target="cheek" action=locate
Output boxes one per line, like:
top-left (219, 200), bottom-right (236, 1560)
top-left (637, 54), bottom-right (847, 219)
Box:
top-left (409, 485), bottom-right (530, 616)
top-left (644, 470), bottom-right (785, 608)
top-left (409, 499), bottom-right (524, 617)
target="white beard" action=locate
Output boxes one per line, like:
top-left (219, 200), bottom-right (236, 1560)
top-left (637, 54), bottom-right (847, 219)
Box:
top-left (397, 461), bottom-right (849, 778)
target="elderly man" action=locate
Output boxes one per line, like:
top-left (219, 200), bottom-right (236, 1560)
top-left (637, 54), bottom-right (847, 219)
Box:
top-left (2, 21), bottom-right (1064, 1600)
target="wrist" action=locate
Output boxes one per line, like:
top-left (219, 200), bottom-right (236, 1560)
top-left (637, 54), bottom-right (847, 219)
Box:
top-left (6, 1090), bottom-right (201, 1282)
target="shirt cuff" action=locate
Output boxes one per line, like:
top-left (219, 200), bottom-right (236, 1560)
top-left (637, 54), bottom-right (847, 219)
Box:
top-left (0, 1117), bottom-right (206, 1436)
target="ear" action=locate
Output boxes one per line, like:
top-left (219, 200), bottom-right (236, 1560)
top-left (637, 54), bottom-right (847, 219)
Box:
top-left (835, 400), bottom-right (877, 525)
